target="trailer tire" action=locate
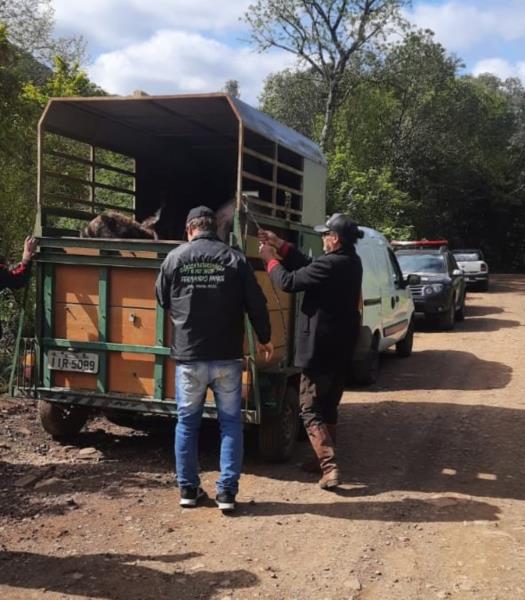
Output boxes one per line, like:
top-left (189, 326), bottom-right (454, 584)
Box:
top-left (38, 400), bottom-right (89, 438)
top-left (258, 385), bottom-right (299, 462)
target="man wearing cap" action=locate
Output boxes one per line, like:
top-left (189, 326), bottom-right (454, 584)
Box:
top-left (258, 214), bottom-right (363, 489)
top-left (156, 205), bottom-right (273, 511)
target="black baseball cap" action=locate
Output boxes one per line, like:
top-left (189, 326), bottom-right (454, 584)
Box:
top-left (314, 213), bottom-right (362, 243)
top-left (186, 205), bottom-right (215, 224)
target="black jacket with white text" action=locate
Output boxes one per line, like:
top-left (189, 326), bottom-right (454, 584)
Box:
top-left (156, 232), bottom-right (271, 361)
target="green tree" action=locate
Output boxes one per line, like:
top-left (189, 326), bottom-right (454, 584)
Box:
top-left (22, 55), bottom-right (101, 105)
top-left (259, 68), bottom-right (325, 139)
top-left (0, 0), bottom-right (86, 65)
top-left (327, 148), bottom-right (417, 239)
top-left (223, 79), bottom-right (241, 98)
top-left (245, 0), bottom-right (410, 151)
top-left (0, 25), bottom-right (36, 256)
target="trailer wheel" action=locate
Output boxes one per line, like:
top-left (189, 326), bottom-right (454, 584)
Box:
top-left (38, 400), bottom-right (89, 438)
top-left (258, 385), bottom-right (299, 462)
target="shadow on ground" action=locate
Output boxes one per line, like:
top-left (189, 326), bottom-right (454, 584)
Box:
top-left (239, 496), bottom-right (499, 522)
top-left (464, 305), bottom-right (504, 317)
top-left (415, 315), bottom-right (521, 333)
top-left (371, 349), bottom-right (512, 391)
top-left (488, 275), bottom-right (525, 295)
top-left (243, 399), bottom-right (525, 507)
top-left (0, 551), bottom-right (258, 600)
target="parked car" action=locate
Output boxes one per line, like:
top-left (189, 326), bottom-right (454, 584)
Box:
top-left (350, 227), bottom-right (419, 385)
top-left (394, 242), bottom-right (466, 330)
top-left (452, 249), bottom-right (489, 291)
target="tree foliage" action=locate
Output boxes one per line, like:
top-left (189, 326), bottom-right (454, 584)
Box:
top-left (0, 0), bottom-right (86, 65)
top-left (223, 79), bottom-right (241, 98)
top-left (245, 0), bottom-right (410, 151)
top-left (260, 29), bottom-right (525, 270)
top-left (259, 68), bottom-right (326, 138)
top-left (0, 16), bottom-right (100, 383)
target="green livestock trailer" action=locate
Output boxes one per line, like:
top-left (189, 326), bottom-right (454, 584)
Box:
top-left (13, 92), bottom-right (327, 461)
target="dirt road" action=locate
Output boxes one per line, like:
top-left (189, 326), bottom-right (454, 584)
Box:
top-left (1, 274), bottom-right (525, 600)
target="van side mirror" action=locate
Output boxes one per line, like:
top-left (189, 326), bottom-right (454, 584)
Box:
top-left (405, 274), bottom-right (421, 286)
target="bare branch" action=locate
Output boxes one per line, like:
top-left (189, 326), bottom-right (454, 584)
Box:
top-left (244, 0), bottom-right (410, 150)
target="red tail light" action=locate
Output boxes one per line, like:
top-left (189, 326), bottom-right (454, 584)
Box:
top-left (480, 263), bottom-right (487, 272)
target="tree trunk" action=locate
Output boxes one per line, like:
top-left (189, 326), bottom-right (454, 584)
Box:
top-left (319, 81), bottom-right (338, 154)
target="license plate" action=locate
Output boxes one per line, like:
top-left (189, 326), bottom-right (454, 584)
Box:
top-left (48, 350), bottom-right (99, 374)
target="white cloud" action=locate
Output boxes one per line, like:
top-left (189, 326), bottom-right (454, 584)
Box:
top-left (87, 29), bottom-right (295, 104)
top-left (408, 1), bottom-right (525, 53)
top-left (53, 0), bottom-right (251, 49)
top-left (472, 58), bottom-right (525, 82)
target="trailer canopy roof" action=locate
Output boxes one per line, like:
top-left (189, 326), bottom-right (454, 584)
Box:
top-left (40, 93), bottom-right (326, 165)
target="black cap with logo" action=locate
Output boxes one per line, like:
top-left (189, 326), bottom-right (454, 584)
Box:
top-left (186, 205), bottom-right (216, 224)
top-left (314, 213), bottom-right (362, 244)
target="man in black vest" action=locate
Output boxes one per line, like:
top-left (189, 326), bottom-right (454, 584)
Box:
top-left (258, 214), bottom-right (363, 489)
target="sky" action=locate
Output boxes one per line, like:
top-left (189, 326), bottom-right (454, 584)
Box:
top-left (50, 0), bottom-right (525, 105)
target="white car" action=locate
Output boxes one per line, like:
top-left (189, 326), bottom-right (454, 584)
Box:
top-left (351, 227), bottom-right (418, 384)
top-left (452, 249), bottom-right (489, 291)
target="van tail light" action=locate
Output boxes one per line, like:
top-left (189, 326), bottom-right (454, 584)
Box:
top-left (480, 263), bottom-right (488, 272)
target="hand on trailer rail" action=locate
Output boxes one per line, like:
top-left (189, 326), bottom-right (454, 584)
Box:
top-left (257, 228), bottom-right (284, 251)
top-left (22, 236), bottom-right (37, 264)
top-left (257, 341), bottom-right (274, 362)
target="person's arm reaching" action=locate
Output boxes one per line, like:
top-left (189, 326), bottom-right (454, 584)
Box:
top-left (240, 258), bottom-right (273, 361)
top-left (0, 237), bottom-right (37, 290)
top-left (155, 259), bottom-right (173, 310)
top-left (257, 229), bottom-right (310, 269)
top-left (266, 255), bottom-right (333, 293)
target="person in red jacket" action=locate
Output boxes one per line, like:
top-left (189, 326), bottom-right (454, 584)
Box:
top-left (0, 236), bottom-right (37, 291)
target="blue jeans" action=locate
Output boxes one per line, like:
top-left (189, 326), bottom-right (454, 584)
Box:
top-left (175, 359), bottom-right (243, 495)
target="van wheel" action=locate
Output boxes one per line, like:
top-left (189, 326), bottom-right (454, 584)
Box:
top-left (38, 400), bottom-right (89, 438)
top-left (351, 334), bottom-right (380, 385)
top-left (258, 386), bottom-right (299, 462)
top-left (396, 319), bottom-right (414, 357)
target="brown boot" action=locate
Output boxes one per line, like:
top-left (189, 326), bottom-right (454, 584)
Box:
top-left (301, 423), bottom-right (337, 474)
top-left (306, 424), bottom-right (340, 489)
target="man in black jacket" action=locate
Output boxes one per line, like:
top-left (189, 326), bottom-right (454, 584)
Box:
top-left (258, 214), bottom-right (363, 489)
top-left (156, 206), bottom-right (273, 511)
